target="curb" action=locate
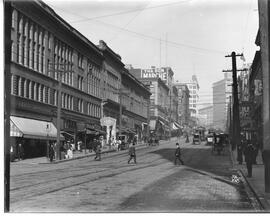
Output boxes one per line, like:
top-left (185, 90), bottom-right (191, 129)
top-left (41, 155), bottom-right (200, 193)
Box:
top-left (39, 142), bottom-right (151, 164)
top-left (39, 139), bottom-right (177, 165)
top-left (229, 144), bottom-right (270, 211)
top-left (237, 169), bottom-right (265, 211)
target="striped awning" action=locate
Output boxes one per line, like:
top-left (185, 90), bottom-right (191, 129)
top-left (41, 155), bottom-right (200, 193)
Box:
top-left (10, 116), bottom-right (64, 140)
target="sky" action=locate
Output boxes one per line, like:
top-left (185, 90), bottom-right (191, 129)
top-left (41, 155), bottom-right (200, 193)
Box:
top-left (43, 0), bottom-right (259, 109)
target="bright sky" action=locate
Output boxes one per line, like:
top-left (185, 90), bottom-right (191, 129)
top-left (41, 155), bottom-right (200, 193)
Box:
top-left (44, 0), bottom-right (259, 108)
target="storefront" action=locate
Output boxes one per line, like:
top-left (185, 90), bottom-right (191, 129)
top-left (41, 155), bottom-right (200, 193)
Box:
top-left (10, 116), bottom-right (64, 159)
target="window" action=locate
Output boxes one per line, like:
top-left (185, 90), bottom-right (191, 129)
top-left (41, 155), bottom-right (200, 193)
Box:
top-left (77, 75), bottom-right (83, 90)
top-left (11, 9), bottom-right (16, 29)
top-left (54, 90), bottom-right (58, 106)
top-left (11, 41), bottom-right (16, 62)
top-left (78, 53), bottom-right (83, 68)
top-left (18, 77), bottom-right (24, 97)
top-left (11, 75), bottom-right (18, 95)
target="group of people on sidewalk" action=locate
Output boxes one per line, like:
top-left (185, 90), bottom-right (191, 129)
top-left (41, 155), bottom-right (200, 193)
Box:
top-left (236, 138), bottom-right (261, 178)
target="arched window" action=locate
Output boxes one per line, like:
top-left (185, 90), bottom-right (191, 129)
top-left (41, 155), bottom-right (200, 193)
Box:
top-left (11, 9), bottom-right (16, 28)
top-left (18, 16), bottom-right (23, 33)
top-left (29, 81), bottom-right (33, 99)
top-left (24, 79), bottom-right (28, 98)
top-left (39, 84), bottom-right (43, 102)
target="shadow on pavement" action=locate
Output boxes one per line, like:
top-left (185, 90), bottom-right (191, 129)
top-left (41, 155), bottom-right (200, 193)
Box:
top-left (150, 146), bottom-right (236, 179)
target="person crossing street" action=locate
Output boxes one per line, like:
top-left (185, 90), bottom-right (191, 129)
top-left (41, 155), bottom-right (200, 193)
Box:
top-left (128, 142), bottom-right (136, 164)
top-left (175, 143), bottom-right (184, 165)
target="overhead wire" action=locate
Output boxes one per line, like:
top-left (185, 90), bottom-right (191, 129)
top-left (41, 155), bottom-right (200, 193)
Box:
top-left (69, 0), bottom-right (192, 23)
top-left (46, 2), bottom-right (226, 55)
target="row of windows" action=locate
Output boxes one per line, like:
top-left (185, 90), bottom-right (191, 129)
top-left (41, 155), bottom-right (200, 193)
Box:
top-left (11, 74), bottom-right (55, 105)
top-left (87, 102), bottom-right (101, 118)
top-left (61, 93), bottom-right (74, 110)
top-left (11, 74), bottom-right (101, 118)
top-left (12, 8), bottom-right (101, 99)
top-left (53, 38), bottom-right (74, 86)
top-left (13, 10), bottom-right (48, 74)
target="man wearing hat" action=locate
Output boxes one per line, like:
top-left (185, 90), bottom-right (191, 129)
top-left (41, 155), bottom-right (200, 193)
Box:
top-left (175, 143), bottom-right (184, 165)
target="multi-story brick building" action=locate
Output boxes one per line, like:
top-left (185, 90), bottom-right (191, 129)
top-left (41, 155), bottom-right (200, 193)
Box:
top-left (127, 65), bottom-right (180, 139)
top-left (212, 73), bottom-right (232, 130)
top-left (9, 0), bottom-right (105, 158)
top-left (198, 105), bottom-right (213, 129)
top-left (184, 75), bottom-right (199, 120)
top-left (8, 0), bottom-right (150, 158)
top-left (174, 83), bottom-right (190, 126)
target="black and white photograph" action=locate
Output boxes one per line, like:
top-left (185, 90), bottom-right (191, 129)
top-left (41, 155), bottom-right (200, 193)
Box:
top-left (3, 0), bottom-right (270, 213)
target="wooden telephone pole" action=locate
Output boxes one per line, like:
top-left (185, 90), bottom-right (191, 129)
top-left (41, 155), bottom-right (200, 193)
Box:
top-left (223, 52), bottom-right (246, 151)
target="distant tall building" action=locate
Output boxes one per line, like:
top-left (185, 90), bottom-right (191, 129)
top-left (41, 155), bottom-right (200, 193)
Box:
top-left (198, 105), bottom-right (213, 128)
top-left (185, 75), bottom-right (200, 122)
top-left (127, 65), bottom-right (180, 139)
top-left (173, 83), bottom-right (190, 126)
top-left (127, 65), bottom-right (174, 89)
top-left (212, 73), bottom-right (232, 130)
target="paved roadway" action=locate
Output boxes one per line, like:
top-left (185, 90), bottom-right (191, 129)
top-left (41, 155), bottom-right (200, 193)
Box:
top-left (10, 138), bottom-right (262, 212)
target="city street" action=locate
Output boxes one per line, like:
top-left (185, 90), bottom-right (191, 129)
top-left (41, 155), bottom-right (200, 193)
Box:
top-left (10, 138), bottom-right (262, 212)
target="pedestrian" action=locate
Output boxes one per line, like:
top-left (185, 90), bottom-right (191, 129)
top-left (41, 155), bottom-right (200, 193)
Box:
top-left (17, 143), bottom-right (24, 161)
top-left (237, 139), bottom-right (245, 164)
top-left (48, 144), bottom-right (55, 162)
top-left (94, 140), bottom-right (101, 161)
top-left (174, 143), bottom-right (184, 165)
top-left (244, 140), bottom-right (255, 177)
top-left (252, 141), bottom-right (259, 164)
top-left (128, 142), bottom-right (136, 164)
top-left (185, 134), bottom-right (189, 143)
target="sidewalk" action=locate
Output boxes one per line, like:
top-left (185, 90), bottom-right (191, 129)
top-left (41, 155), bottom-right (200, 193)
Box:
top-left (231, 147), bottom-right (270, 211)
top-left (12, 138), bottom-right (178, 165)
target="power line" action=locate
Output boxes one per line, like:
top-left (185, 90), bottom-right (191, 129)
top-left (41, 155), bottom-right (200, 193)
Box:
top-left (109, 0), bottom-right (152, 41)
top-left (47, 2), bottom-right (226, 54)
top-left (69, 0), bottom-right (192, 23)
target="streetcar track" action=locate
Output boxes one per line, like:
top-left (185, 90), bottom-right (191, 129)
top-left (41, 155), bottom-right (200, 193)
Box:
top-left (11, 157), bottom-right (171, 203)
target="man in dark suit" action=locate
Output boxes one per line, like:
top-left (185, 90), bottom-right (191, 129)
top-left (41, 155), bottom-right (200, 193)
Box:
top-left (128, 142), bottom-right (136, 164)
top-left (175, 143), bottom-right (184, 165)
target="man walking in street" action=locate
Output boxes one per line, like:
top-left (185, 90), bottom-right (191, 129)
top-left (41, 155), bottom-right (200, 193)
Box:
top-left (128, 142), bottom-right (136, 164)
top-left (244, 140), bottom-right (255, 177)
top-left (94, 139), bottom-right (102, 161)
top-left (17, 143), bottom-right (24, 161)
top-left (175, 143), bottom-right (184, 165)
top-left (49, 144), bottom-right (55, 162)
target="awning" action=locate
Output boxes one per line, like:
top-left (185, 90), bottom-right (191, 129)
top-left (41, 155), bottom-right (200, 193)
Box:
top-left (174, 122), bottom-right (181, 129)
top-left (172, 123), bottom-right (178, 130)
top-left (149, 120), bottom-right (156, 131)
top-left (158, 120), bottom-right (165, 126)
top-left (10, 116), bottom-right (64, 140)
top-left (172, 122), bottom-right (181, 130)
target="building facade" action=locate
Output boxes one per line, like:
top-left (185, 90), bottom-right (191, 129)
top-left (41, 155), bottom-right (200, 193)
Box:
top-left (185, 75), bottom-right (200, 123)
top-left (128, 65), bottom-right (180, 139)
top-left (198, 105), bottom-right (213, 129)
top-left (212, 73), bottom-right (232, 130)
top-left (8, 0), bottom-right (150, 158)
top-left (173, 83), bottom-right (190, 126)
top-left (120, 68), bottom-right (151, 143)
top-left (9, 0), bottom-right (105, 158)
top-left (248, 50), bottom-right (263, 146)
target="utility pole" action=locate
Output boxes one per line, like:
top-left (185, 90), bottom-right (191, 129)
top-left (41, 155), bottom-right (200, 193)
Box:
top-left (169, 92), bottom-right (172, 140)
top-left (4, 1), bottom-right (12, 212)
top-left (147, 97), bottom-right (150, 142)
top-left (119, 87), bottom-right (122, 137)
top-left (223, 52), bottom-right (246, 152)
top-left (49, 62), bottom-right (72, 160)
top-left (229, 96), bottom-right (232, 143)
